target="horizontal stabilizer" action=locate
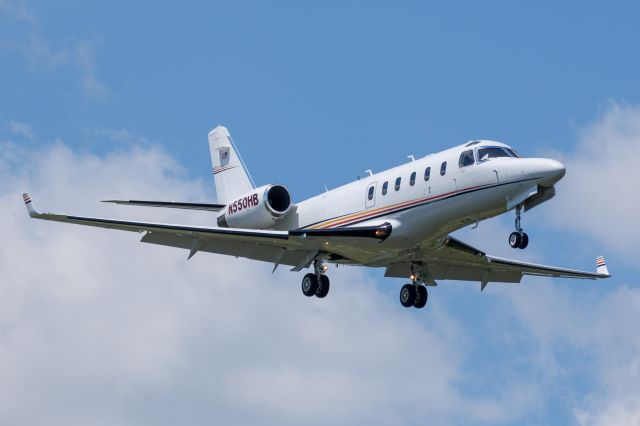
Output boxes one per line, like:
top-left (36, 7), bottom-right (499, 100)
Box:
top-left (102, 199), bottom-right (225, 212)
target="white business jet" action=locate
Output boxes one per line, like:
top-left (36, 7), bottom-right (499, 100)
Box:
top-left (23, 126), bottom-right (610, 309)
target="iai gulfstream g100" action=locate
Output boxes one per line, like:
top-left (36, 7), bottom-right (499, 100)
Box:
top-left (23, 126), bottom-right (610, 309)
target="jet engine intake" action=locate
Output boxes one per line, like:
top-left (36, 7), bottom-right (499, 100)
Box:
top-left (217, 184), bottom-right (292, 229)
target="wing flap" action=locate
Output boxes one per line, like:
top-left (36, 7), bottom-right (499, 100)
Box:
top-left (141, 232), bottom-right (309, 266)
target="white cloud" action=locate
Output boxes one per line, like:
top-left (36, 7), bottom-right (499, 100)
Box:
top-left (0, 0), bottom-right (110, 100)
top-left (8, 120), bottom-right (34, 140)
top-left (547, 101), bottom-right (640, 262)
top-left (453, 100), bottom-right (640, 424)
top-left (475, 102), bottom-right (640, 426)
top-left (0, 140), bottom-right (537, 425)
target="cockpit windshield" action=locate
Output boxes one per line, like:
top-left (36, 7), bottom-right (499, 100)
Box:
top-left (477, 147), bottom-right (516, 162)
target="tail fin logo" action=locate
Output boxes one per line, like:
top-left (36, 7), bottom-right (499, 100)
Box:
top-left (219, 147), bottom-right (230, 167)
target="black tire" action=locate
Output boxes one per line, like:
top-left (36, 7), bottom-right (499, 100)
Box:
top-left (509, 232), bottom-right (522, 248)
top-left (301, 273), bottom-right (319, 297)
top-left (400, 284), bottom-right (416, 308)
top-left (316, 275), bottom-right (330, 298)
top-left (519, 233), bottom-right (529, 249)
top-left (414, 286), bottom-right (428, 309)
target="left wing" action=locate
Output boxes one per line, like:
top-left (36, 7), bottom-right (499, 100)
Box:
top-left (385, 235), bottom-right (610, 289)
top-left (22, 193), bottom-right (391, 267)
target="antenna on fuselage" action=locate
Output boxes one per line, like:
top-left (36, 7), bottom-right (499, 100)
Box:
top-left (407, 155), bottom-right (415, 162)
top-left (365, 169), bottom-right (373, 177)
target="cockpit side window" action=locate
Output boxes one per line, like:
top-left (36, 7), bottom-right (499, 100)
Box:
top-left (506, 148), bottom-right (520, 158)
top-left (477, 147), bottom-right (512, 162)
top-left (459, 150), bottom-right (475, 167)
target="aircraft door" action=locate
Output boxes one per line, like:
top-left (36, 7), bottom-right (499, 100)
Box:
top-left (365, 182), bottom-right (377, 208)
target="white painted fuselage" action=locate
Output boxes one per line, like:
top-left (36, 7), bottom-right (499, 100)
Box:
top-left (276, 140), bottom-right (565, 261)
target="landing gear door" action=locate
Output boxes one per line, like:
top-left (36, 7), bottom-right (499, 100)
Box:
top-left (365, 182), bottom-right (377, 209)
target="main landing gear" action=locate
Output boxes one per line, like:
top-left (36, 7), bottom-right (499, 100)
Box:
top-left (301, 259), bottom-right (330, 298)
top-left (399, 265), bottom-right (429, 309)
top-left (509, 205), bottom-right (529, 249)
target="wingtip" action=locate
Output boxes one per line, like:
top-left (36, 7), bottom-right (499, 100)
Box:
top-left (22, 192), bottom-right (40, 217)
top-left (596, 256), bottom-right (610, 277)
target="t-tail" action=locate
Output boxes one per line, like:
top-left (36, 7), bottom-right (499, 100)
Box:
top-left (208, 126), bottom-right (255, 205)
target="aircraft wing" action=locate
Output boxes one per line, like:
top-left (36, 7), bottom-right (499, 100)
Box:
top-left (385, 235), bottom-right (610, 289)
top-left (22, 193), bottom-right (390, 268)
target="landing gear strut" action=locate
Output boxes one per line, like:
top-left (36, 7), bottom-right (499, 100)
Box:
top-left (301, 258), bottom-right (330, 298)
top-left (509, 205), bottom-right (529, 249)
top-left (399, 265), bottom-right (429, 309)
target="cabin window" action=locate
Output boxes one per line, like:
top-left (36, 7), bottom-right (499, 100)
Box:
top-left (367, 185), bottom-right (374, 200)
top-left (409, 171), bottom-right (416, 186)
top-left (382, 181), bottom-right (388, 195)
top-left (424, 167), bottom-right (431, 181)
top-left (395, 177), bottom-right (401, 191)
top-left (459, 150), bottom-right (475, 167)
top-left (440, 161), bottom-right (447, 176)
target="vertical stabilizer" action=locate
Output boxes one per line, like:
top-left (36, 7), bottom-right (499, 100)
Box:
top-left (208, 126), bottom-right (255, 204)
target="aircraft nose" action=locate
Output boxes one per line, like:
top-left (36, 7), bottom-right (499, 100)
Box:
top-left (540, 159), bottom-right (566, 186)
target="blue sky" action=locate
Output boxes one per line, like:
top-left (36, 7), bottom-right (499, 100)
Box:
top-left (2, 1), bottom-right (640, 425)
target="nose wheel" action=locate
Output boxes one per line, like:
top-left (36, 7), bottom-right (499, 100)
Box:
top-left (509, 205), bottom-right (529, 249)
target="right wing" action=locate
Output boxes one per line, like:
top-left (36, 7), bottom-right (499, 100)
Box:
top-left (102, 199), bottom-right (225, 212)
top-left (385, 235), bottom-right (610, 289)
top-left (23, 193), bottom-right (390, 268)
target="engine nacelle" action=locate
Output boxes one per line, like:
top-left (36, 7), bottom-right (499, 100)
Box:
top-left (216, 184), bottom-right (293, 229)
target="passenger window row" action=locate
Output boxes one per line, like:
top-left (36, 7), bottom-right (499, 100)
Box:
top-left (379, 161), bottom-right (447, 196)
top-left (373, 146), bottom-right (519, 199)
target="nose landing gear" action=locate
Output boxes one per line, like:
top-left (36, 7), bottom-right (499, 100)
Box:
top-left (509, 205), bottom-right (529, 249)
